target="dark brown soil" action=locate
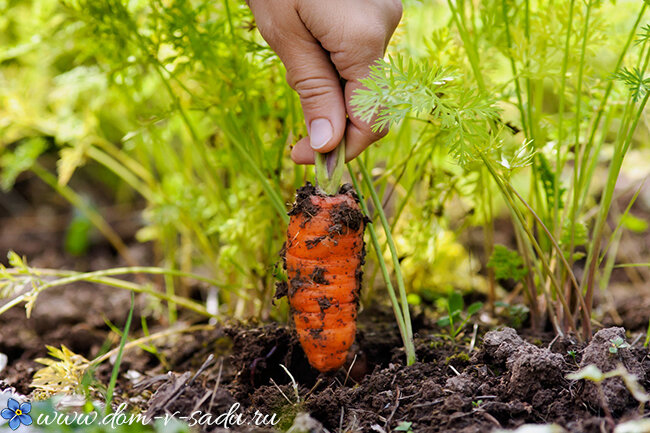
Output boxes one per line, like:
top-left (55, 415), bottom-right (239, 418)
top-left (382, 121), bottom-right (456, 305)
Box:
top-left (4, 288), bottom-right (650, 433)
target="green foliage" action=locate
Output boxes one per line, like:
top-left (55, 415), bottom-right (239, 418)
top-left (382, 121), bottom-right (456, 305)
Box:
top-left (437, 291), bottom-right (482, 339)
top-left (65, 213), bottom-right (94, 256)
top-left (636, 23), bottom-right (650, 45)
top-left (560, 220), bottom-right (588, 261)
top-left (614, 67), bottom-right (650, 101)
top-left (488, 245), bottom-right (528, 282)
top-left (0, 138), bottom-right (48, 191)
top-left (608, 336), bottom-right (631, 354)
top-left (621, 214), bottom-right (648, 233)
top-left (1, 0), bottom-right (649, 346)
top-left (495, 301), bottom-right (529, 329)
top-left (351, 56), bottom-right (500, 165)
top-left (538, 153), bottom-right (565, 211)
top-left (353, 0), bottom-right (650, 339)
top-left (1, 0), bottom-right (301, 318)
top-left (395, 421), bottom-right (414, 433)
top-left (567, 350), bottom-right (577, 364)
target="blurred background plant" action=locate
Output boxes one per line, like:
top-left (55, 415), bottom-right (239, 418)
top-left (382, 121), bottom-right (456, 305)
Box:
top-left (1, 0), bottom-right (649, 346)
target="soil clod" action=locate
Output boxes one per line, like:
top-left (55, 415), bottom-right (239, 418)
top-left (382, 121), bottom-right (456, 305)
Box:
top-left (578, 327), bottom-right (644, 413)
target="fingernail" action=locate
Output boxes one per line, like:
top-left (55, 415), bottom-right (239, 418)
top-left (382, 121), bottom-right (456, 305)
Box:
top-left (309, 118), bottom-right (333, 150)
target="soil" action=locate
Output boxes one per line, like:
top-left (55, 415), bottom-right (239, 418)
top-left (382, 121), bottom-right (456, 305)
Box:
top-left (4, 285), bottom-right (650, 433)
top-left (3, 177), bottom-right (650, 433)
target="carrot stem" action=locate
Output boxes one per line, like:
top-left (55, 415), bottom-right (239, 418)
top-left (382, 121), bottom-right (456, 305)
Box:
top-left (348, 169), bottom-right (413, 363)
top-left (315, 140), bottom-right (346, 195)
top-left (351, 161), bottom-right (417, 366)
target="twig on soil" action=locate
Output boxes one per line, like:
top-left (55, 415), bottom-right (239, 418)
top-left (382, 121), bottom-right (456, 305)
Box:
top-left (156, 371), bottom-right (192, 413)
top-left (449, 365), bottom-right (461, 376)
top-left (192, 387), bottom-right (213, 413)
top-left (134, 374), bottom-right (169, 390)
top-left (208, 359), bottom-right (224, 414)
top-left (280, 364), bottom-right (301, 403)
top-left (383, 387), bottom-right (401, 430)
top-left (630, 333), bottom-right (643, 347)
top-left (188, 354), bottom-right (215, 386)
top-left (344, 354), bottom-right (358, 387)
top-left (469, 323), bottom-right (479, 352)
top-left (478, 411), bottom-right (502, 428)
top-left (304, 378), bottom-right (323, 402)
top-left (407, 398), bottom-right (445, 409)
top-left (92, 324), bottom-right (215, 366)
top-left (270, 378), bottom-right (293, 405)
top-left (548, 334), bottom-right (561, 350)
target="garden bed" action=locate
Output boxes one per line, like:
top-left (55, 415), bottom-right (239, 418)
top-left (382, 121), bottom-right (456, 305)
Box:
top-left (2, 185), bottom-right (650, 433)
top-left (3, 294), bottom-right (650, 433)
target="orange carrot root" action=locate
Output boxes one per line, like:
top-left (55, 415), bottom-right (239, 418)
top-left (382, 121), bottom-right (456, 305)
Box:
top-left (282, 182), bottom-right (367, 372)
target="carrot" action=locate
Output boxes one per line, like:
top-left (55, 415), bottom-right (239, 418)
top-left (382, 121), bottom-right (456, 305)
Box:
top-left (281, 182), bottom-right (367, 372)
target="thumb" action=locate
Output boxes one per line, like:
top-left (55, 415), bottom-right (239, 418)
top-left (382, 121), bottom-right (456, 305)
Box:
top-left (282, 44), bottom-right (346, 154)
top-left (249, 2), bottom-right (345, 154)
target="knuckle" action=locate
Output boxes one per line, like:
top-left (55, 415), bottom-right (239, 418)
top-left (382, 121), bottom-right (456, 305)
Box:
top-left (287, 75), bottom-right (336, 100)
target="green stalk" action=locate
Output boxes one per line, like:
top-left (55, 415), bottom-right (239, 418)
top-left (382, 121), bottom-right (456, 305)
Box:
top-left (348, 167), bottom-right (416, 365)
top-left (599, 220), bottom-right (623, 294)
top-left (578, 105), bottom-right (616, 213)
top-left (357, 160), bottom-right (416, 365)
top-left (446, 0), bottom-right (486, 93)
top-left (579, 3), bottom-right (647, 212)
top-left (220, 115), bottom-right (289, 223)
top-left (86, 146), bottom-right (154, 200)
top-left (615, 263), bottom-right (650, 269)
top-left (567, 0), bottom-right (593, 259)
top-left (479, 154), bottom-right (580, 334)
top-left (0, 266), bottom-right (242, 318)
top-left (524, 0), bottom-right (534, 141)
top-left (105, 291), bottom-right (134, 413)
top-left (315, 140), bottom-right (346, 196)
top-left (599, 180), bottom-right (645, 266)
top-left (507, 184), bottom-right (590, 334)
top-left (94, 137), bottom-right (156, 186)
top-left (501, 0), bottom-right (529, 137)
top-left (583, 90), bottom-right (650, 310)
top-left (554, 0), bottom-right (576, 236)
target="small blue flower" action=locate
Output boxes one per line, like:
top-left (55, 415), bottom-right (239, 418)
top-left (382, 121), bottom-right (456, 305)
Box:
top-left (1, 398), bottom-right (32, 430)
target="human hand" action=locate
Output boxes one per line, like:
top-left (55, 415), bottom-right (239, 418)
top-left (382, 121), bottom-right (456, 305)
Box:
top-left (247, 0), bottom-right (402, 164)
